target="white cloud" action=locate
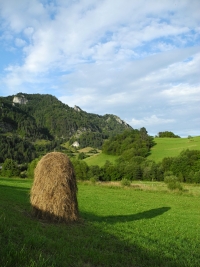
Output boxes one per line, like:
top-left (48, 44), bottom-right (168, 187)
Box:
top-left (131, 115), bottom-right (175, 127)
top-left (0, 0), bottom-right (200, 136)
top-left (162, 85), bottom-right (200, 101)
top-left (23, 27), bottom-right (34, 37)
top-left (15, 38), bottom-right (26, 47)
top-left (1, 0), bottom-right (198, 74)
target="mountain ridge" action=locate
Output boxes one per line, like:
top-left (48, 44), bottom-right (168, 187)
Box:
top-left (0, 93), bottom-right (132, 148)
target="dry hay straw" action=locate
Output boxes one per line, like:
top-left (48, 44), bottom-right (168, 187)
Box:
top-left (30, 152), bottom-right (79, 222)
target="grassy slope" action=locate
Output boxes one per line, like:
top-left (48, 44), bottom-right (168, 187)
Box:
top-left (78, 147), bottom-right (100, 153)
top-left (84, 152), bottom-right (118, 166)
top-left (148, 136), bottom-right (200, 162)
top-left (83, 136), bottom-right (200, 166)
top-left (0, 177), bottom-right (200, 267)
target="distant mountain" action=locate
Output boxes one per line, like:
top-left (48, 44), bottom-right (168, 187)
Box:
top-left (0, 93), bottom-right (132, 149)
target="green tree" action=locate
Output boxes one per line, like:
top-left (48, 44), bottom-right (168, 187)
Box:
top-left (178, 172), bottom-right (184, 182)
top-left (141, 160), bottom-right (158, 181)
top-left (158, 131), bottom-right (180, 138)
top-left (186, 170), bottom-right (195, 183)
top-left (1, 159), bottom-right (20, 177)
top-left (164, 174), bottom-right (183, 191)
top-left (78, 152), bottom-right (86, 160)
top-left (88, 165), bottom-right (101, 180)
top-left (27, 158), bottom-right (40, 178)
top-left (71, 159), bottom-right (88, 180)
top-left (194, 171), bottom-right (200, 183)
top-left (98, 163), bottom-right (121, 181)
top-left (102, 128), bottom-right (153, 157)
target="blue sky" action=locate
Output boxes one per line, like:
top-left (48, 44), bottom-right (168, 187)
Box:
top-left (0, 0), bottom-right (199, 137)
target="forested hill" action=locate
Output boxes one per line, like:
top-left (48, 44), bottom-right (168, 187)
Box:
top-left (0, 93), bottom-right (131, 148)
top-left (102, 127), bottom-right (155, 158)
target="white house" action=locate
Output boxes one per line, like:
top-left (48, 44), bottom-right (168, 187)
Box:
top-left (72, 141), bottom-right (80, 148)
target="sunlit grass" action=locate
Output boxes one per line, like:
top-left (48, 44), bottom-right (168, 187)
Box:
top-left (148, 136), bottom-right (200, 162)
top-left (0, 177), bottom-right (200, 267)
top-left (83, 136), bottom-right (200, 166)
top-left (34, 139), bottom-right (51, 145)
top-left (84, 152), bottom-right (118, 166)
top-left (78, 147), bottom-right (100, 153)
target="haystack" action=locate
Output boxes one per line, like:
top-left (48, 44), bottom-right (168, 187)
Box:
top-left (30, 152), bottom-right (79, 222)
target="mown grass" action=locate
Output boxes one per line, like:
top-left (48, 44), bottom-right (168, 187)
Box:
top-left (34, 139), bottom-right (51, 145)
top-left (78, 147), bottom-right (100, 153)
top-left (0, 177), bottom-right (200, 267)
top-left (148, 136), bottom-right (200, 162)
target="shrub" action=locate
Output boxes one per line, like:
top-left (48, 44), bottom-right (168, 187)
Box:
top-left (71, 159), bottom-right (88, 180)
top-left (121, 178), bottom-right (131, 187)
top-left (19, 171), bottom-right (27, 178)
top-left (164, 175), bottom-right (183, 191)
top-left (27, 158), bottom-right (40, 178)
top-left (164, 171), bottom-right (174, 177)
top-left (88, 149), bottom-right (98, 154)
top-left (90, 176), bottom-right (98, 184)
top-left (194, 171), bottom-right (200, 183)
top-left (78, 152), bottom-right (86, 160)
top-left (1, 159), bottom-right (20, 177)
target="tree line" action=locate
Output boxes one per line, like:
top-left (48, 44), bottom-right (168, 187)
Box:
top-left (0, 135), bottom-right (67, 164)
top-left (1, 128), bottom-right (199, 184)
top-left (102, 127), bottom-right (155, 157)
top-left (1, 148), bottom-right (200, 184)
top-left (157, 131), bottom-right (180, 138)
top-left (71, 149), bottom-right (200, 184)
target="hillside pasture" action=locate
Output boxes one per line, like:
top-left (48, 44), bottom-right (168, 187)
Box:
top-left (0, 177), bottom-right (200, 267)
top-left (34, 139), bottom-right (51, 145)
top-left (78, 147), bottom-right (100, 153)
top-left (84, 152), bottom-right (118, 166)
top-left (148, 136), bottom-right (200, 162)
top-left (82, 136), bottom-right (200, 167)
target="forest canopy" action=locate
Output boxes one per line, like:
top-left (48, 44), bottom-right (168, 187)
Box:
top-left (157, 131), bottom-right (180, 138)
top-left (102, 127), bottom-right (155, 158)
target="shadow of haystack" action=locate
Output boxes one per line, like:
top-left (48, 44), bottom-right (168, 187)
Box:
top-left (30, 152), bottom-right (79, 223)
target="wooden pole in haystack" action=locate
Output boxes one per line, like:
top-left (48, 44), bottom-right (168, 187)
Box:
top-left (30, 152), bottom-right (79, 222)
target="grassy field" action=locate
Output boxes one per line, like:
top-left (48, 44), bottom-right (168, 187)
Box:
top-left (0, 177), bottom-right (200, 267)
top-left (84, 152), bottom-right (118, 166)
top-left (34, 139), bottom-right (51, 145)
top-left (78, 147), bottom-right (100, 153)
top-left (148, 136), bottom-right (200, 162)
top-left (82, 136), bottom-right (200, 166)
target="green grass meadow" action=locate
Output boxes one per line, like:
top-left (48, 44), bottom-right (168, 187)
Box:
top-left (83, 136), bottom-right (200, 167)
top-left (0, 177), bottom-right (200, 267)
top-left (84, 152), bottom-right (118, 166)
top-left (148, 136), bottom-right (200, 162)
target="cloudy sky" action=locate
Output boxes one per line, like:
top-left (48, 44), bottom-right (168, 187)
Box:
top-left (0, 0), bottom-right (199, 137)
